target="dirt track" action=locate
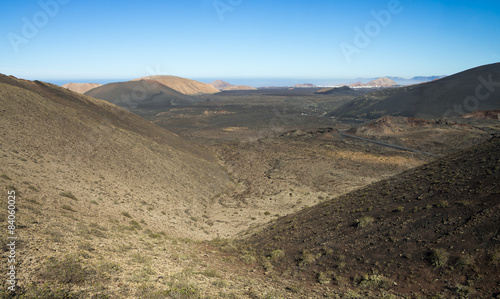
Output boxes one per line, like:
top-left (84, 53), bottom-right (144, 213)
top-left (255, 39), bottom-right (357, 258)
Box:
top-left (338, 130), bottom-right (441, 156)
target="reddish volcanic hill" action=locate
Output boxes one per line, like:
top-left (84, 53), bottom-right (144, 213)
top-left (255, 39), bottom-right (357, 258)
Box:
top-left (62, 83), bottom-right (102, 94)
top-left (132, 75), bottom-right (220, 95)
top-left (85, 79), bottom-right (191, 109)
top-left (209, 80), bottom-right (233, 90)
top-left (365, 77), bottom-right (398, 87)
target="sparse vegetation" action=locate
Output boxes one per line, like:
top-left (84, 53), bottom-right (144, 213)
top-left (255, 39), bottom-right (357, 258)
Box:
top-left (393, 206), bottom-right (404, 212)
top-left (317, 271), bottom-right (332, 285)
top-left (298, 250), bottom-right (319, 267)
top-left (241, 253), bottom-right (257, 264)
top-left (2, 70), bottom-right (500, 298)
top-left (78, 241), bottom-right (95, 252)
top-left (437, 200), bottom-right (449, 208)
top-left (489, 250), bottom-right (500, 265)
top-left (61, 204), bottom-right (76, 212)
top-left (129, 220), bottom-right (142, 230)
top-left (0, 174), bottom-right (11, 180)
top-left (199, 269), bottom-right (221, 278)
top-left (429, 248), bottom-right (449, 268)
top-left (25, 198), bottom-right (40, 205)
top-left (39, 255), bottom-right (97, 284)
top-left (269, 249), bottom-right (285, 260)
top-left (356, 274), bottom-right (392, 289)
top-left (60, 191), bottom-right (78, 200)
top-left (6, 185), bottom-right (17, 191)
top-left (260, 257), bottom-right (274, 272)
top-left (121, 211), bottom-right (132, 218)
top-left (356, 216), bottom-right (374, 228)
top-left (455, 253), bottom-right (475, 269)
top-left (99, 261), bottom-right (121, 275)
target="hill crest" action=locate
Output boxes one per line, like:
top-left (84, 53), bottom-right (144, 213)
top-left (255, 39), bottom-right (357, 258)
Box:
top-left (62, 82), bottom-right (102, 94)
top-left (84, 79), bottom-right (191, 109)
top-left (365, 77), bottom-right (398, 87)
top-left (209, 80), bottom-right (233, 90)
top-left (132, 75), bottom-right (220, 95)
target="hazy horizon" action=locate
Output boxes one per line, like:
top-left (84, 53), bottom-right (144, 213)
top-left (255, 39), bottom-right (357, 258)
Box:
top-left (45, 74), bottom-right (448, 88)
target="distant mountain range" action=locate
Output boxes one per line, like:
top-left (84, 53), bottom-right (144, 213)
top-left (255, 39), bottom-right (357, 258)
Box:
top-left (294, 83), bottom-right (317, 88)
top-left (349, 77), bottom-right (398, 87)
top-left (132, 75), bottom-right (219, 95)
top-left (209, 80), bottom-right (233, 90)
top-left (62, 82), bottom-right (102, 94)
top-left (59, 75), bottom-right (447, 94)
top-left (387, 75), bottom-right (447, 85)
top-left (209, 80), bottom-right (258, 91)
top-left (328, 62), bottom-right (500, 119)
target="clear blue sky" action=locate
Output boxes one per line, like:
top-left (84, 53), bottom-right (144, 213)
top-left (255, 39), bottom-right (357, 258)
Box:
top-left (1, 0), bottom-right (499, 83)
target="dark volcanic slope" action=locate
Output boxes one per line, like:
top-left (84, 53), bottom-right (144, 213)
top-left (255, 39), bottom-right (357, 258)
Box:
top-left (329, 63), bottom-right (500, 119)
top-left (85, 79), bottom-right (191, 109)
top-left (244, 136), bottom-right (500, 296)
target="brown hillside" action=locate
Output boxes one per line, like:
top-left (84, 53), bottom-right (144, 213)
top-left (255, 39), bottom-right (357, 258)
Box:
top-left (0, 74), bottom-right (230, 240)
top-left (132, 75), bottom-right (220, 95)
top-left (61, 82), bottom-right (102, 94)
top-left (243, 136), bottom-right (500, 297)
top-left (84, 79), bottom-right (191, 109)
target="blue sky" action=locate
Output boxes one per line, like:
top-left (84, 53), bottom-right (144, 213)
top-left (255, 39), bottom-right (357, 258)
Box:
top-left (1, 0), bottom-right (499, 84)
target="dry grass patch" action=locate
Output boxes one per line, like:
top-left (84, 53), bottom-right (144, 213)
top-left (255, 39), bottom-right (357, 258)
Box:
top-left (59, 191), bottom-right (78, 200)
